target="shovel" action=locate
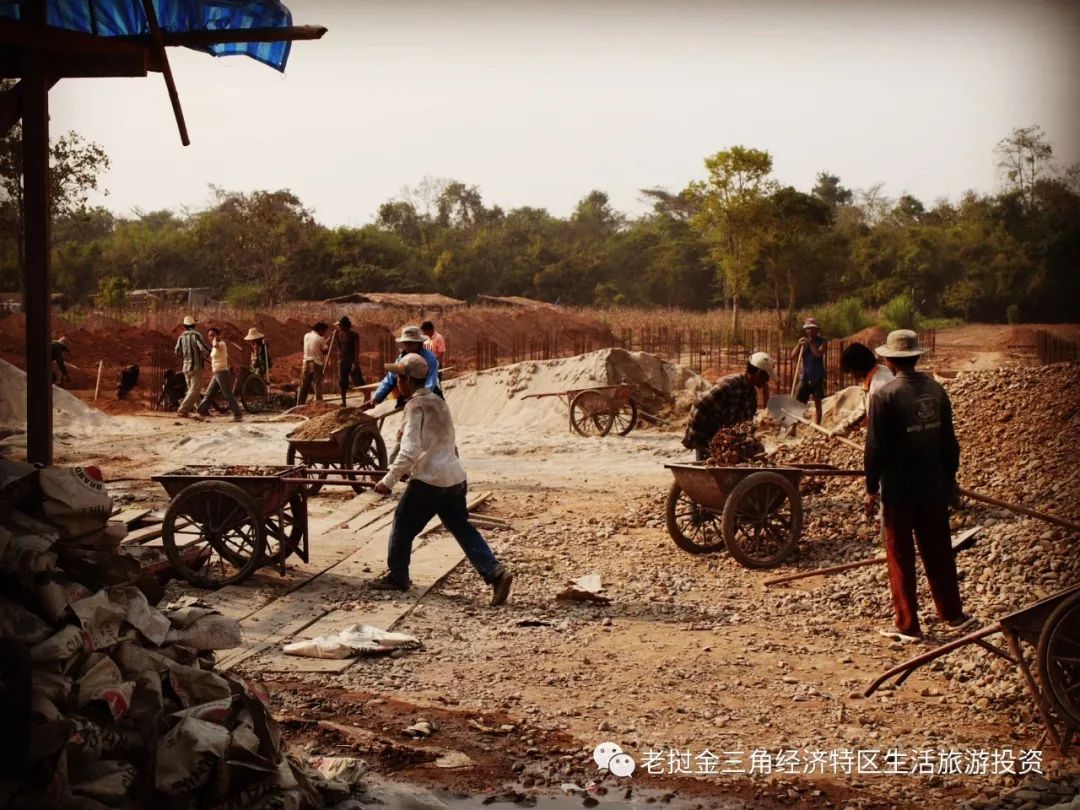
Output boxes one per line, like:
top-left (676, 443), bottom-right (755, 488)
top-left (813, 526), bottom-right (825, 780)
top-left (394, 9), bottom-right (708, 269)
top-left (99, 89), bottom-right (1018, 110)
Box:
top-left (764, 526), bottom-right (982, 587)
top-left (765, 394), bottom-right (1080, 534)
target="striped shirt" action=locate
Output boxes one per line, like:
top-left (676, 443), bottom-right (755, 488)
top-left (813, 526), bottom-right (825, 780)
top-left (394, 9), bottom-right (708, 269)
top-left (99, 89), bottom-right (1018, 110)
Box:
top-left (175, 329), bottom-right (210, 372)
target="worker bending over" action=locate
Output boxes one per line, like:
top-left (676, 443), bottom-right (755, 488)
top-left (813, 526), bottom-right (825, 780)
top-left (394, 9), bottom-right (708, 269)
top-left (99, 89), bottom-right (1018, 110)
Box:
top-left (682, 352), bottom-right (773, 461)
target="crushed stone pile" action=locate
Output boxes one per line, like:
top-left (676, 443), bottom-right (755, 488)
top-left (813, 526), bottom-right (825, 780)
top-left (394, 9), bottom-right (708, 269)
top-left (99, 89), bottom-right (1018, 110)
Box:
top-left (0, 358), bottom-right (112, 435)
top-left (287, 408), bottom-right (370, 442)
top-left (444, 348), bottom-right (707, 432)
top-left (0, 460), bottom-right (329, 809)
top-left (706, 423), bottom-right (765, 464)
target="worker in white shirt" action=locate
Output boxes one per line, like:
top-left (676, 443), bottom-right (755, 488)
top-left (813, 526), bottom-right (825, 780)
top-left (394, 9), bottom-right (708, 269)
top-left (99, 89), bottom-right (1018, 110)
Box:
top-left (371, 354), bottom-right (513, 606)
top-left (196, 327), bottom-right (242, 421)
top-left (296, 322), bottom-right (329, 405)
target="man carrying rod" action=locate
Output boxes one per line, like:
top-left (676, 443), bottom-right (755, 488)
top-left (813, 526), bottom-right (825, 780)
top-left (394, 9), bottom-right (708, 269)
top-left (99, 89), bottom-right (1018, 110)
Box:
top-left (371, 353), bottom-right (513, 606)
top-left (682, 352), bottom-right (774, 460)
top-left (362, 325), bottom-right (441, 411)
top-left (865, 329), bottom-right (975, 642)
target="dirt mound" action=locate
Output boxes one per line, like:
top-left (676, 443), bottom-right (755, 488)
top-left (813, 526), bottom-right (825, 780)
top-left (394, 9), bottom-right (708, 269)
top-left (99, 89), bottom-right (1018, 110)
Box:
top-left (0, 358), bottom-right (111, 432)
top-left (842, 325), bottom-right (888, 346)
top-left (287, 407), bottom-right (372, 441)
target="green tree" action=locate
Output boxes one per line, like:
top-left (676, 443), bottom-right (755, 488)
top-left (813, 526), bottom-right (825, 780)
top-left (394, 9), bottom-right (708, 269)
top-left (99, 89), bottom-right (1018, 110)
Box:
top-left (759, 187), bottom-right (832, 331)
top-left (995, 124), bottom-right (1053, 205)
top-left (688, 147), bottom-right (777, 330)
top-left (811, 171), bottom-right (854, 210)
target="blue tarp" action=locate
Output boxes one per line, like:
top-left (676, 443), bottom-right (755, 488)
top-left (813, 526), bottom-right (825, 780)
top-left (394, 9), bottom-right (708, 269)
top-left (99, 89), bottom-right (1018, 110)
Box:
top-left (0, 0), bottom-right (296, 71)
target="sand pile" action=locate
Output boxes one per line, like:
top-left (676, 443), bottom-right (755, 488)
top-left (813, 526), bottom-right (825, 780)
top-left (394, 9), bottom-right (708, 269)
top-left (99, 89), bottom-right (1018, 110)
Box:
top-left (287, 408), bottom-right (371, 441)
top-left (444, 348), bottom-right (707, 431)
top-left (0, 358), bottom-right (111, 434)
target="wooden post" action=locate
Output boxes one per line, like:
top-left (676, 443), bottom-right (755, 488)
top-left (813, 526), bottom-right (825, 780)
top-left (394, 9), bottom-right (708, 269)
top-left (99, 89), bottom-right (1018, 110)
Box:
top-left (22, 43), bottom-right (52, 465)
top-left (93, 360), bottom-right (104, 400)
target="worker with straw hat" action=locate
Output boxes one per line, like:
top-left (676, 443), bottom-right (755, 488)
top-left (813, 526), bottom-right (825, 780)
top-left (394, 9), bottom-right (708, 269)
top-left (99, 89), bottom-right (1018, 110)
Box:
top-left (363, 325), bottom-right (441, 410)
top-left (244, 327), bottom-right (271, 381)
top-left (174, 315), bottom-right (210, 417)
top-left (790, 317), bottom-right (827, 425)
top-left (865, 329), bottom-right (974, 643)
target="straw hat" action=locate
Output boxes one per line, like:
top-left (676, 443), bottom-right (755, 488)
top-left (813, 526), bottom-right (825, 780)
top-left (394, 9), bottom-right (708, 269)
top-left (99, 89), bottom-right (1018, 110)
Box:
top-left (876, 329), bottom-right (927, 358)
top-left (395, 325), bottom-right (425, 344)
top-left (749, 351), bottom-right (775, 381)
top-left (802, 317), bottom-right (820, 330)
top-left (386, 353), bottom-right (429, 378)
top-left (243, 328), bottom-right (265, 341)
top-left (182, 315), bottom-right (197, 326)
top-left (56, 336), bottom-right (69, 347)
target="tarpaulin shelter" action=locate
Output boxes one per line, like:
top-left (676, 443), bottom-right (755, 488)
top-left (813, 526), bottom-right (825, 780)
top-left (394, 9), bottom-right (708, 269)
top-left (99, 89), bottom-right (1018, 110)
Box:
top-left (0, 0), bottom-right (325, 464)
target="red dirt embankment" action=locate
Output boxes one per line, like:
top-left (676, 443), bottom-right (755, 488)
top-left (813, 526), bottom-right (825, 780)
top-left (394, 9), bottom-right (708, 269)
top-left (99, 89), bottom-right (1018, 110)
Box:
top-left (0, 307), bottom-right (615, 411)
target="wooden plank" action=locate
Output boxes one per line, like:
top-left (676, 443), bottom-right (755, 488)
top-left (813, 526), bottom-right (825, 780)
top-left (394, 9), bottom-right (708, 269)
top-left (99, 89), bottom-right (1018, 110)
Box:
top-left (110, 507), bottom-right (152, 527)
top-left (217, 491), bottom-right (490, 671)
top-left (262, 537), bottom-right (466, 673)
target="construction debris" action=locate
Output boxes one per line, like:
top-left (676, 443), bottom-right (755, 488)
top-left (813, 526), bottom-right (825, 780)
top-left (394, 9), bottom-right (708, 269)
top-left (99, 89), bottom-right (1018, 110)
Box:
top-left (0, 460), bottom-right (324, 809)
top-left (282, 624), bottom-right (421, 660)
top-left (706, 423), bottom-right (765, 465)
top-left (287, 408), bottom-right (371, 442)
top-left (556, 574), bottom-right (611, 604)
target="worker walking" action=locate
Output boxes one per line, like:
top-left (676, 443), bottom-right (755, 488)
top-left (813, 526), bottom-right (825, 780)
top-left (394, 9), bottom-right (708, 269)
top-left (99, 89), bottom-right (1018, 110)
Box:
top-left (197, 327), bottom-right (242, 422)
top-left (175, 315), bottom-right (210, 417)
top-left (682, 352), bottom-right (774, 461)
top-left (371, 353), bottom-right (513, 606)
top-left (865, 330), bottom-right (974, 642)
top-left (791, 317), bottom-right (827, 424)
top-left (51, 336), bottom-right (71, 385)
top-left (296, 322), bottom-right (329, 405)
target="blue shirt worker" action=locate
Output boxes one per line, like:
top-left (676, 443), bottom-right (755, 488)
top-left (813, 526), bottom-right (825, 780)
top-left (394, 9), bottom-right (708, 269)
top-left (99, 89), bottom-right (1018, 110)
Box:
top-left (791, 316), bottom-right (827, 424)
top-left (363, 325), bottom-right (441, 410)
top-left (371, 353), bottom-right (513, 606)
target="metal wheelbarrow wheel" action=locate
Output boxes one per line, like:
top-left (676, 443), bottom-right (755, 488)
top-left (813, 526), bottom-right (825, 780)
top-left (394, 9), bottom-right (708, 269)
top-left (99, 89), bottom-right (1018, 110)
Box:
top-left (721, 471), bottom-right (803, 568)
top-left (610, 398), bottom-right (639, 436)
top-left (261, 492), bottom-right (305, 567)
top-left (163, 480), bottom-right (265, 588)
top-left (665, 482), bottom-right (724, 554)
top-left (1037, 589), bottom-right (1080, 733)
top-left (240, 375), bottom-right (270, 414)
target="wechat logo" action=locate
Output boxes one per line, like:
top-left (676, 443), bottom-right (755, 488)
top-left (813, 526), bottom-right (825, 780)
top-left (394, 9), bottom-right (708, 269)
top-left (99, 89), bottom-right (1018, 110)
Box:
top-left (593, 742), bottom-right (636, 777)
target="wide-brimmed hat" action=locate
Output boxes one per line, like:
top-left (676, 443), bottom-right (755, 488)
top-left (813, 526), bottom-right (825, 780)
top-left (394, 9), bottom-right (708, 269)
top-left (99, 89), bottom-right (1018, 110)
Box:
top-left (802, 317), bottom-right (820, 330)
top-left (386, 353), bottom-right (428, 379)
top-left (243, 328), bottom-right (265, 341)
top-left (876, 329), bottom-right (927, 358)
top-left (749, 351), bottom-right (775, 381)
top-left (182, 315), bottom-right (197, 327)
top-left (395, 325), bottom-right (425, 344)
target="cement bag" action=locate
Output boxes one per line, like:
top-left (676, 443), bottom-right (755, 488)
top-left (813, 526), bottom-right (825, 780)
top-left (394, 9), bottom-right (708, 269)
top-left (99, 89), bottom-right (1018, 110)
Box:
top-left (164, 613), bottom-right (242, 651)
top-left (0, 594), bottom-right (53, 644)
top-left (38, 466), bottom-right (112, 540)
top-left (154, 716), bottom-right (230, 794)
top-left (36, 577), bottom-right (94, 623)
top-left (70, 759), bottom-right (137, 804)
top-left (282, 624), bottom-right (420, 659)
top-left (75, 654), bottom-right (134, 721)
top-left (167, 663), bottom-right (231, 708)
top-left (1, 532), bottom-right (57, 574)
top-left (69, 590), bottom-right (126, 651)
top-left (30, 624), bottom-right (84, 663)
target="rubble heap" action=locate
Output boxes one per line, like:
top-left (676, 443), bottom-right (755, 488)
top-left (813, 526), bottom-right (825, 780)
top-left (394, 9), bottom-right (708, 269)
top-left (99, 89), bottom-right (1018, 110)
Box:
top-left (287, 408), bottom-right (370, 442)
top-left (0, 461), bottom-right (321, 810)
top-left (706, 423), bottom-right (765, 465)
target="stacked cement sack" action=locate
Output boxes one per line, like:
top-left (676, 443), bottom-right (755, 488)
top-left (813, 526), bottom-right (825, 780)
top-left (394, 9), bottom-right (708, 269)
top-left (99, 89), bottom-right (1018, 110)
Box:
top-left (0, 461), bottom-right (319, 810)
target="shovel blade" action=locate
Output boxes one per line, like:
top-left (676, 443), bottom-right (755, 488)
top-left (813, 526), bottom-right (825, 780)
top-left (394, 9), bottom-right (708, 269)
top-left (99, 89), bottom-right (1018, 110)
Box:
top-left (767, 394), bottom-right (807, 427)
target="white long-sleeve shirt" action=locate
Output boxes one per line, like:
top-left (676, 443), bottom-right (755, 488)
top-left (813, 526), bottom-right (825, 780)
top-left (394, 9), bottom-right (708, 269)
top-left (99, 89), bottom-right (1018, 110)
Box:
top-left (303, 331), bottom-right (328, 364)
top-left (379, 388), bottom-right (466, 490)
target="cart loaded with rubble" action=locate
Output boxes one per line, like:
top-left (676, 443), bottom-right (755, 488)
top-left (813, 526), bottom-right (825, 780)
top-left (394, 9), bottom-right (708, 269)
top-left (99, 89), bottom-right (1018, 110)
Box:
top-left (151, 464), bottom-right (380, 589)
top-left (866, 584), bottom-right (1080, 754)
top-left (664, 462), bottom-right (864, 568)
top-left (284, 409), bottom-right (387, 494)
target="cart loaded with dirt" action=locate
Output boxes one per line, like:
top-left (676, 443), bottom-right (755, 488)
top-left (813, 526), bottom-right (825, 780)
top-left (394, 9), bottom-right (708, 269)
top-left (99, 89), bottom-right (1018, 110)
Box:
top-left (285, 407), bottom-right (388, 494)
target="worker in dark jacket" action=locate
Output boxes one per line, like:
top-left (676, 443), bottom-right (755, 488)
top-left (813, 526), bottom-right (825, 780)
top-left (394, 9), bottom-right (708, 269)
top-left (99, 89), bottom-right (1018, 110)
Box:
top-left (865, 330), bottom-right (974, 642)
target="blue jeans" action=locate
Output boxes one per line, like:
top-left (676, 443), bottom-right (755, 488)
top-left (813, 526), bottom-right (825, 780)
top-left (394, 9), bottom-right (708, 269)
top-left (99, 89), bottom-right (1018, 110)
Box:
top-left (387, 480), bottom-right (500, 585)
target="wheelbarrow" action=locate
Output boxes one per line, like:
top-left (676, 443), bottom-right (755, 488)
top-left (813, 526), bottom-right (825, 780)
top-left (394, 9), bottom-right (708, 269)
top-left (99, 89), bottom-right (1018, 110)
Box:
top-left (865, 584), bottom-right (1080, 754)
top-left (151, 464), bottom-right (380, 589)
top-left (522, 384), bottom-right (640, 437)
top-left (285, 416), bottom-right (387, 495)
top-left (664, 462), bottom-right (863, 568)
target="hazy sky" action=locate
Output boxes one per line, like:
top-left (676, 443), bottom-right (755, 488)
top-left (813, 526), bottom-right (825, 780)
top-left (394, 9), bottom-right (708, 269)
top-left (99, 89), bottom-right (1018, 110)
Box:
top-left (51, 0), bottom-right (1080, 227)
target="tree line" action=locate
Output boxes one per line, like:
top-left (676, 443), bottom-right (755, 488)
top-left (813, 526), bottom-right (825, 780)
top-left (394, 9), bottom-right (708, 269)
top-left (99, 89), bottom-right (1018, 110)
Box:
top-left (1, 122), bottom-right (1077, 330)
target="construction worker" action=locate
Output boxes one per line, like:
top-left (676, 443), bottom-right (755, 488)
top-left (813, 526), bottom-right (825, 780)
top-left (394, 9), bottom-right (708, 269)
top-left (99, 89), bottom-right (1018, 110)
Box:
top-left (363, 325), bottom-right (441, 411)
top-left (336, 316), bottom-right (362, 407)
top-left (371, 353), bottom-right (513, 606)
top-left (835, 342), bottom-right (895, 435)
top-left (865, 330), bottom-right (974, 642)
top-left (197, 327), bottom-right (242, 421)
top-left (296, 322), bottom-right (329, 405)
top-left (791, 317), bottom-right (827, 424)
top-left (50, 336), bottom-right (71, 385)
top-left (175, 316), bottom-right (210, 417)
top-left (682, 352), bottom-right (774, 461)
top-left (244, 327), bottom-right (272, 381)
top-left (421, 320), bottom-right (446, 366)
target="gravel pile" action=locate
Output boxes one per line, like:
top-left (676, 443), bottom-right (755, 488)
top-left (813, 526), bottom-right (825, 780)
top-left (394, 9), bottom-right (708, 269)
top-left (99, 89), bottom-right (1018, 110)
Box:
top-left (288, 408), bottom-right (369, 442)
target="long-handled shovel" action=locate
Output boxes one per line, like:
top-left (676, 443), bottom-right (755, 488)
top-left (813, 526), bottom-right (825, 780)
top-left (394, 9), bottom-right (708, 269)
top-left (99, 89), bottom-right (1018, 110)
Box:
top-left (766, 394), bottom-right (1080, 534)
top-left (764, 526), bottom-right (982, 587)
